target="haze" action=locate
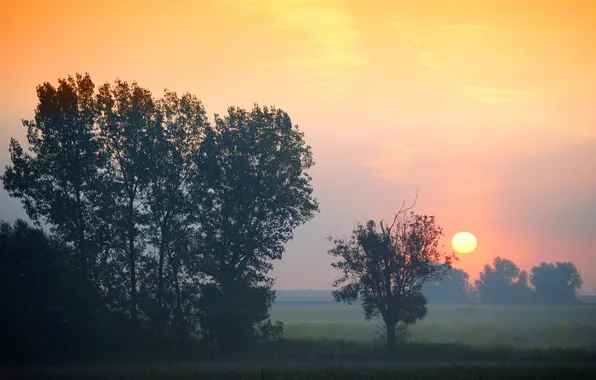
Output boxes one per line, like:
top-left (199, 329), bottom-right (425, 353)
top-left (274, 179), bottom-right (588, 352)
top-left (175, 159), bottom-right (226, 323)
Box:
top-left (1, 0), bottom-right (595, 291)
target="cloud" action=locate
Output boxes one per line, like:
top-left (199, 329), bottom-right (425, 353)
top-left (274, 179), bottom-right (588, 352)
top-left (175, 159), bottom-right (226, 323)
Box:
top-left (391, 22), bottom-right (489, 41)
top-left (391, 22), bottom-right (424, 44)
top-left (554, 127), bottom-right (596, 140)
top-left (453, 181), bottom-right (496, 196)
top-left (417, 51), bottom-right (452, 68)
top-left (419, 24), bottom-right (489, 32)
top-left (460, 85), bottom-right (526, 104)
top-left (390, 21), bottom-right (532, 107)
top-left (361, 143), bottom-right (419, 184)
top-left (248, 0), bottom-right (369, 99)
top-left (390, 21), bottom-right (490, 71)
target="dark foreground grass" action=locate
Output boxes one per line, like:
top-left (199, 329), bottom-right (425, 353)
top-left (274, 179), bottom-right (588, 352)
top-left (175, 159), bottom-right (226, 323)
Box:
top-left (3, 341), bottom-right (596, 379)
top-left (12, 340), bottom-right (595, 365)
top-left (4, 362), bottom-right (596, 380)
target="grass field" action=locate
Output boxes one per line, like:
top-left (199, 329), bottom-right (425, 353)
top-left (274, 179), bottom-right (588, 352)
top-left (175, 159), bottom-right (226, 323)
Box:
top-left (270, 304), bottom-right (596, 349)
top-left (6, 303), bottom-right (596, 378)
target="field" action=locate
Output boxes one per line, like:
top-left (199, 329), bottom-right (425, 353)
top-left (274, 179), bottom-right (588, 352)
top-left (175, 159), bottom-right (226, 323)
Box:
top-left (270, 303), bottom-right (596, 349)
top-left (5, 299), bottom-right (596, 379)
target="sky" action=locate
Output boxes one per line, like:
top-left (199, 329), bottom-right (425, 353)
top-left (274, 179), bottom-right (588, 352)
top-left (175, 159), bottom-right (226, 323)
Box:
top-left (1, 0), bottom-right (595, 291)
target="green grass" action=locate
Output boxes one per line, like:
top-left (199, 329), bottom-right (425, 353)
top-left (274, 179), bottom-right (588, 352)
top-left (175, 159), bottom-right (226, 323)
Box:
top-left (271, 304), bottom-right (596, 349)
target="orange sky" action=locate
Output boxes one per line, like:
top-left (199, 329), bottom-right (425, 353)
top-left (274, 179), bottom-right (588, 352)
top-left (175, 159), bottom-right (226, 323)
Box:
top-left (1, 0), bottom-right (595, 291)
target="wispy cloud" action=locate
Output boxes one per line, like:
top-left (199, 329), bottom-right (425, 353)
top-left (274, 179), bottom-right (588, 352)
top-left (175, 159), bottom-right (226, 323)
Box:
top-left (460, 85), bottom-right (526, 103)
top-left (453, 181), bottom-right (496, 196)
top-left (419, 24), bottom-right (489, 32)
top-left (391, 22), bottom-right (489, 40)
top-left (362, 143), bottom-right (419, 184)
top-left (553, 127), bottom-right (596, 140)
top-left (248, 0), bottom-right (369, 99)
top-left (417, 52), bottom-right (452, 68)
top-left (391, 22), bottom-right (423, 44)
top-left (391, 22), bottom-right (490, 70)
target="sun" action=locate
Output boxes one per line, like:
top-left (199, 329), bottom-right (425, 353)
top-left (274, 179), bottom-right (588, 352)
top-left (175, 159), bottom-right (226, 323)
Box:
top-left (452, 232), bottom-right (477, 254)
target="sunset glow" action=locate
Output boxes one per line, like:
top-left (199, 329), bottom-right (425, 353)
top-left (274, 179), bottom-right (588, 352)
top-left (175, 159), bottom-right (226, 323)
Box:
top-left (1, 0), bottom-right (595, 291)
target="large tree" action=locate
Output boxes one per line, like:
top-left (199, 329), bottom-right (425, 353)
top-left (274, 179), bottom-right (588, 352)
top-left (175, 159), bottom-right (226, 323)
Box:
top-left (531, 262), bottom-right (583, 305)
top-left (328, 202), bottom-right (455, 353)
top-left (191, 105), bottom-right (319, 347)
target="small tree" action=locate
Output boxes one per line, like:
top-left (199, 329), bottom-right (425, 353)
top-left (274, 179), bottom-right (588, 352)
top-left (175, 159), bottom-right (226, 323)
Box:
top-left (328, 200), bottom-right (455, 353)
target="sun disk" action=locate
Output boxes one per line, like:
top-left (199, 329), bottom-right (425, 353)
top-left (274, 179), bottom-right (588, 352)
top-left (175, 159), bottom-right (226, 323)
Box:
top-left (452, 232), bottom-right (477, 254)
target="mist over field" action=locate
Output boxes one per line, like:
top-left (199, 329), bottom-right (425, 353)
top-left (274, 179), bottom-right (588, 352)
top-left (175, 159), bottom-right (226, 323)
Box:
top-left (272, 290), bottom-right (596, 349)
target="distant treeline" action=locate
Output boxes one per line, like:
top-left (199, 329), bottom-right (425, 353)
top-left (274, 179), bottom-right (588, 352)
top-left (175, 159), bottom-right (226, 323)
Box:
top-left (423, 258), bottom-right (583, 305)
top-left (275, 258), bottom-right (585, 307)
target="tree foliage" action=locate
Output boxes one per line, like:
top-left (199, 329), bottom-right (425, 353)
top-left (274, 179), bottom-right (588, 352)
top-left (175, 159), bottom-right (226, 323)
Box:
top-left (474, 257), bottom-right (585, 305)
top-left (328, 202), bottom-right (455, 353)
top-left (531, 261), bottom-right (583, 304)
top-left (422, 267), bottom-right (475, 304)
top-left (192, 105), bottom-right (318, 345)
top-left (1, 74), bottom-right (105, 277)
top-left (475, 257), bottom-right (534, 305)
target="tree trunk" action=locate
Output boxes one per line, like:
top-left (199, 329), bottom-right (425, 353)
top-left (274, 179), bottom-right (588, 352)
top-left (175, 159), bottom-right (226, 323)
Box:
top-left (129, 241), bottom-right (137, 325)
top-left (172, 246), bottom-right (183, 331)
top-left (75, 191), bottom-right (88, 278)
top-left (128, 203), bottom-right (138, 327)
top-left (156, 227), bottom-right (166, 313)
top-left (386, 321), bottom-right (397, 355)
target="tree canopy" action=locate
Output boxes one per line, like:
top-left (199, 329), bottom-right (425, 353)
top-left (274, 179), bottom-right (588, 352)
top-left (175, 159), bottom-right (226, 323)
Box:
top-left (531, 261), bottom-right (583, 305)
top-left (474, 257), bottom-right (533, 305)
top-left (422, 267), bottom-right (475, 304)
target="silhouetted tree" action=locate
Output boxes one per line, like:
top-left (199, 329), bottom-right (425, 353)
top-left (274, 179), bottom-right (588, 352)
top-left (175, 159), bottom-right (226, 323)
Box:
top-left (475, 257), bottom-right (533, 305)
top-left (1, 73), bottom-right (105, 280)
top-left (531, 261), bottom-right (583, 304)
top-left (0, 74), bottom-right (108, 347)
top-left (141, 90), bottom-right (207, 335)
top-left (423, 267), bottom-right (475, 304)
top-left (328, 201), bottom-right (455, 354)
top-left (191, 105), bottom-right (319, 347)
top-left (96, 79), bottom-right (159, 329)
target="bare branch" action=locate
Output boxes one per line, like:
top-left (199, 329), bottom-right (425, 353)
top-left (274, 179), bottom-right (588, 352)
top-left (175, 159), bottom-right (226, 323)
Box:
top-left (388, 186), bottom-right (419, 232)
